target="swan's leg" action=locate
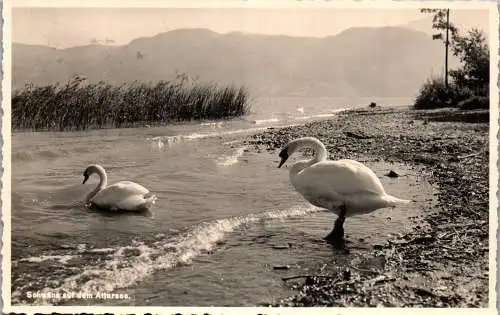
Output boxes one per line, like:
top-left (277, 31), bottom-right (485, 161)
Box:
top-left (324, 205), bottom-right (347, 248)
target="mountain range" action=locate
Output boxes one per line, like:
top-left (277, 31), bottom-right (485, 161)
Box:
top-left (12, 26), bottom-right (460, 97)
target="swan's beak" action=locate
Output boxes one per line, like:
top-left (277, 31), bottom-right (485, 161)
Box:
top-left (82, 175), bottom-right (89, 184)
top-left (278, 149), bottom-right (288, 168)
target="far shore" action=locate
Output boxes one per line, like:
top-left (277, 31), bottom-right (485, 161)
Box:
top-left (244, 106), bottom-right (490, 307)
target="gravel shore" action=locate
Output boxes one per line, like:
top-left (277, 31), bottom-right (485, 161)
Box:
top-left (244, 107), bottom-right (490, 307)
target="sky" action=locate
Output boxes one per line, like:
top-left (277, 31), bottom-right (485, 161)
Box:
top-left (11, 6), bottom-right (491, 48)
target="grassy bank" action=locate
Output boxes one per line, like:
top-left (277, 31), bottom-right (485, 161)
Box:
top-left (12, 78), bottom-right (251, 131)
top-left (245, 107), bottom-right (489, 307)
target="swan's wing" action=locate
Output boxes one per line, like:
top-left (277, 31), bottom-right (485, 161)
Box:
top-left (91, 181), bottom-right (150, 208)
top-left (110, 181), bottom-right (150, 195)
top-left (336, 159), bottom-right (387, 194)
top-left (292, 160), bottom-right (386, 198)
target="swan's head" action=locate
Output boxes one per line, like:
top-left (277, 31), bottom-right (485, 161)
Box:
top-left (278, 148), bottom-right (289, 168)
top-left (278, 139), bottom-right (301, 168)
top-left (82, 171), bottom-right (89, 184)
top-left (278, 137), bottom-right (325, 168)
top-left (82, 164), bottom-right (105, 184)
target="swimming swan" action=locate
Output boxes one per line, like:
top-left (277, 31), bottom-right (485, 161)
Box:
top-left (278, 137), bottom-right (410, 247)
top-left (82, 164), bottom-right (157, 212)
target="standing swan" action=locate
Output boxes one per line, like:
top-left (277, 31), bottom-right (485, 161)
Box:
top-left (82, 164), bottom-right (157, 212)
top-left (277, 137), bottom-right (410, 248)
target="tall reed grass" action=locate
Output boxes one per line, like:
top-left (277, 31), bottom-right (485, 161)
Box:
top-left (12, 76), bottom-right (251, 131)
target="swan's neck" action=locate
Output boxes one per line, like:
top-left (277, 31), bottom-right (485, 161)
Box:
top-left (289, 138), bottom-right (328, 177)
top-left (297, 138), bottom-right (327, 164)
top-left (84, 168), bottom-right (108, 204)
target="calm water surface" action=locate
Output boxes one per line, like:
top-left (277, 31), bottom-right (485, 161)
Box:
top-left (11, 97), bottom-right (431, 306)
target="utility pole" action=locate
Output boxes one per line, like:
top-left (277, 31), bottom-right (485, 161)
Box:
top-left (445, 8), bottom-right (450, 89)
top-left (423, 8), bottom-right (455, 90)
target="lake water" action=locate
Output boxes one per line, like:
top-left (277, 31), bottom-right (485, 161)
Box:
top-left (10, 96), bottom-right (432, 306)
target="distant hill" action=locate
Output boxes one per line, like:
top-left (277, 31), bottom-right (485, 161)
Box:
top-left (402, 13), bottom-right (490, 39)
top-left (12, 27), bottom-right (459, 97)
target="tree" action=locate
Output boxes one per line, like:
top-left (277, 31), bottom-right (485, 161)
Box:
top-left (449, 28), bottom-right (489, 96)
top-left (415, 10), bottom-right (490, 110)
top-left (420, 8), bottom-right (458, 89)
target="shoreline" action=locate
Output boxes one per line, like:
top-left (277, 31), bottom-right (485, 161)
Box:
top-left (244, 107), bottom-right (489, 307)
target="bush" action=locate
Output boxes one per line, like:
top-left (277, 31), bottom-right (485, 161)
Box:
top-left (12, 78), bottom-right (251, 131)
top-left (414, 77), bottom-right (454, 109)
top-left (457, 96), bottom-right (489, 110)
top-left (413, 76), bottom-right (482, 110)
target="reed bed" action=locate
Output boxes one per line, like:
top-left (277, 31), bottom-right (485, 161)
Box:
top-left (12, 77), bottom-right (251, 131)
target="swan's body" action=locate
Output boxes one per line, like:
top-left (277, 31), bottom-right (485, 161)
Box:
top-left (289, 158), bottom-right (409, 216)
top-left (82, 164), bottom-right (157, 212)
top-left (278, 137), bottom-right (410, 247)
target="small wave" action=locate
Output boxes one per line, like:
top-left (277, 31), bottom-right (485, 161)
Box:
top-left (15, 204), bottom-right (320, 305)
top-left (20, 255), bottom-right (77, 264)
top-left (251, 118), bottom-right (280, 125)
top-left (295, 114), bottom-right (334, 121)
top-left (87, 247), bottom-right (116, 254)
top-left (223, 139), bottom-right (241, 146)
top-left (217, 146), bottom-right (247, 167)
top-left (311, 113), bottom-right (337, 118)
top-left (200, 121), bottom-right (224, 128)
top-left (184, 127), bottom-right (270, 139)
top-left (295, 115), bottom-right (313, 120)
top-left (294, 109), bottom-right (348, 121)
top-left (147, 127), bottom-right (271, 147)
top-left (50, 201), bottom-right (84, 210)
top-left (13, 148), bottom-right (68, 162)
top-left (328, 108), bottom-right (349, 113)
top-left (147, 135), bottom-right (184, 150)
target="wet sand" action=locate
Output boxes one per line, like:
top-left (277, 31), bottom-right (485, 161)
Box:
top-left (244, 107), bottom-right (490, 307)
